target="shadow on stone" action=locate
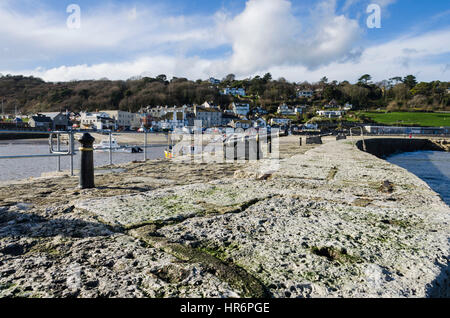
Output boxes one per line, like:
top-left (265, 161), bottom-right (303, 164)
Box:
top-left (96, 186), bottom-right (153, 193)
top-left (426, 240), bottom-right (450, 298)
top-left (0, 209), bottom-right (122, 241)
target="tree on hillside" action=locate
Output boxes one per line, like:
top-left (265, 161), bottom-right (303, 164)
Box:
top-left (358, 74), bottom-right (372, 85)
top-left (156, 74), bottom-right (167, 83)
top-left (410, 82), bottom-right (431, 96)
top-left (403, 75), bottom-right (418, 89)
top-left (263, 73), bottom-right (272, 82)
top-left (224, 74), bottom-right (236, 82)
top-left (389, 77), bottom-right (403, 84)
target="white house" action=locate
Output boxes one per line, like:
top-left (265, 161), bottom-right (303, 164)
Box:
top-left (277, 104), bottom-right (295, 115)
top-left (222, 87), bottom-right (246, 97)
top-left (297, 90), bottom-right (314, 98)
top-left (231, 103), bottom-right (250, 116)
top-left (80, 112), bottom-right (115, 130)
top-left (316, 110), bottom-right (345, 118)
top-left (153, 106), bottom-right (190, 130)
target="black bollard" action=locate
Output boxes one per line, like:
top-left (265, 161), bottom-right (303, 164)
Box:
top-left (78, 133), bottom-right (95, 189)
top-left (256, 134), bottom-right (260, 160)
top-left (223, 139), bottom-right (226, 161)
top-left (299, 137), bottom-right (302, 147)
top-left (268, 134), bottom-right (272, 154)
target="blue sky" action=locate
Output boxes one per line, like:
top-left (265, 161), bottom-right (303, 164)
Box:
top-left (0, 0), bottom-right (449, 83)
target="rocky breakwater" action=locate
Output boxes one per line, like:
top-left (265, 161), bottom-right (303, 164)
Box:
top-left (1, 138), bottom-right (449, 298)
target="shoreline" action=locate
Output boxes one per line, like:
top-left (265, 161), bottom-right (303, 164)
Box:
top-left (0, 136), bottom-right (449, 298)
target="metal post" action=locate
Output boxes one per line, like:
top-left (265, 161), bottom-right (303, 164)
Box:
top-left (78, 133), bottom-right (95, 189)
top-left (299, 137), bottom-right (302, 147)
top-left (70, 131), bottom-right (74, 176)
top-left (109, 130), bottom-right (113, 165)
top-left (144, 130), bottom-right (148, 161)
top-left (56, 133), bottom-right (61, 172)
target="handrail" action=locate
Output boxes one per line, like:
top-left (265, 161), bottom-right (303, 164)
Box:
top-left (350, 126), bottom-right (366, 151)
top-left (0, 130), bottom-right (76, 176)
top-left (49, 132), bottom-right (72, 155)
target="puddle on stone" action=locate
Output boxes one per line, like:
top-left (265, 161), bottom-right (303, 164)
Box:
top-left (94, 168), bottom-right (127, 175)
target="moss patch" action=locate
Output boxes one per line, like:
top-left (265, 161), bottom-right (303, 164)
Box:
top-left (129, 226), bottom-right (270, 298)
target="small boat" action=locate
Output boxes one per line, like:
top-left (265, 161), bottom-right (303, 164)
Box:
top-left (93, 138), bottom-right (122, 151)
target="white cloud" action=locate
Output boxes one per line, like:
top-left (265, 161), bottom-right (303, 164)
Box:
top-left (0, 0), bottom-right (448, 83)
top-left (220, 0), bottom-right (361, 75)
top-left (265, 28), bottom-right (450, 83)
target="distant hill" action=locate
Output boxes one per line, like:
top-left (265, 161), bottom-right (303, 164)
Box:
top-left (0, 75), bottom-right (229, 114)
top-left (0, 74), bottom-right (448, 115)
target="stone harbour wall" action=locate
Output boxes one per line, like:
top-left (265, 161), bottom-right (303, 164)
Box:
top-left (0, 138), bottom-right (448, 298)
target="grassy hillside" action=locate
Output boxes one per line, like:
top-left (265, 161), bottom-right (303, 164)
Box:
top-left (359, 112), bottom-right (450, 127)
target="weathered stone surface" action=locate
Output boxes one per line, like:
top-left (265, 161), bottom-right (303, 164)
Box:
top-left (156, 141), bottom-right (450, 298)
top-left (0, 136), bottom-right (448, 298)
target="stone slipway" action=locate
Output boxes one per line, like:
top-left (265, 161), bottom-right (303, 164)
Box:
top-left (75, 139), bottom-right (450, 298)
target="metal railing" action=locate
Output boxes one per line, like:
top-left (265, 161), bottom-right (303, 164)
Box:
top-left (0, 130), bottom-right (76, 176)
top-left (350, 127), bottom-right (366, 151)
top-left (98, 130), bottom-right (153, 165)
top-left (0, 129), bottom-right (158, 178)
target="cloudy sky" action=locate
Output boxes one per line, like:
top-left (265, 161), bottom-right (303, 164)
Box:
top-left (0, 0), bottom-right (449, 83)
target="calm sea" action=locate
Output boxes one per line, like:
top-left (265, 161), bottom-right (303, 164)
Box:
top-left (0, 139), bottom-right (165, 182)
top-left (387, 151), bottom-right (450, 206)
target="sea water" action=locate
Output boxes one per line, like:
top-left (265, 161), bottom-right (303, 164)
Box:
top-left (0, 139), bottom-right (165, 182)
top-left (387, 151), bottom-right (450, 206)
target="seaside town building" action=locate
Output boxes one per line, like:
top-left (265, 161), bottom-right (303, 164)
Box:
top-left (208, 78), bottom-right (221, 85)
top-left (231, 102), bottom-right (250, 117)
top-left (222, 87), bottom-right (246, 97)
top-left (277, 104), bottom-right (295, 115)
top-left (102, 110), bottom-right (141, 130)
top-left (39, 112), bottom-right (71, 130)
top-left (316, 110), bottom-right (346, 118)
top-left (80, 112), bottom-right (115, 130)
top-left (270, 118), bottom-right (292, 126)
top-left (193, 105), bottom-right (222, 128)
top-left (28, 114), bottom-right (53, 130)
top-left (297, 90), bottom-right (314, 98)
top-left (229, 119), bottom-right (252, 129)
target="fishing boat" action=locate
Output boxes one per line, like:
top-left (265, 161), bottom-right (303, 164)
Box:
top-left (93, 138), bottom-right (121, 151)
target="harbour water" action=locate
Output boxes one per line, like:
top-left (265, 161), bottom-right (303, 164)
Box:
top-left (387, 151), bottom-right (450, 206)
top-left (0, 139), bottom-right (166, 182)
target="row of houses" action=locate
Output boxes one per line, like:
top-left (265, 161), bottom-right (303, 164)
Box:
top-left (18, 99), bottom-right (314, 132)
top-left (24, 110), bottom-right (141, 131)
top-left (221, 88), bottom-right (318, 99)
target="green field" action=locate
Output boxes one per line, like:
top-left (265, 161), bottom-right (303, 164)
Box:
top-left (359, 112), bottom-right (450, 127)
